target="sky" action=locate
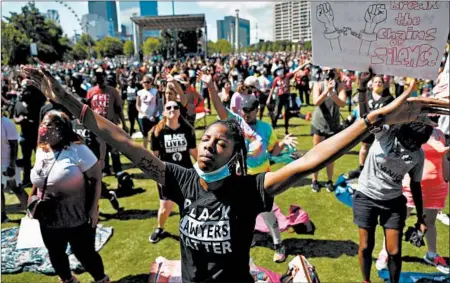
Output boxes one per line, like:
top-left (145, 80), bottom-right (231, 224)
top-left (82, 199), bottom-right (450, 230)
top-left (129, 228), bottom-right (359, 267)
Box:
top-left (1, 1), bottom-right (274, 43)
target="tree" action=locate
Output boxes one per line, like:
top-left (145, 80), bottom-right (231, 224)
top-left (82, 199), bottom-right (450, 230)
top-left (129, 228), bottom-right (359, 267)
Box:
top-left (143, 37), bottom-right (161, 56)
top-left (123, 40), bottom-right (135, 56)
top-left (71, 33), bottom-right (95, 60)
top-left (2, 3), bottom-right (71, 64)
top-left (214, 39), bottom-right (232, 54)
top-left (260, 42), bottom-right (267, 53)
top-left (95, 36), bottom-right (124, 58)
top-left (207, 40), bottom-right (216, 55)
top-left (1, 20), bottom-right (29, 65)
top-left (285, 44), bottom-right (291, 52)
top-left (304, 41), bottom-right (312, 51)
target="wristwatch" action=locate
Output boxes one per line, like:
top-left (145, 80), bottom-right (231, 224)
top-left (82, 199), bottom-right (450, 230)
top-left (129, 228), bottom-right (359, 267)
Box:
top-left (363, 114), bottom-right (384, 134)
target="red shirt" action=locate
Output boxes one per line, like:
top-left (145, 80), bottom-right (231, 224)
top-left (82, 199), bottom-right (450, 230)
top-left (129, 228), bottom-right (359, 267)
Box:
top-left (273, 72), bottom-right (294, 96)
top-left (87, 85), bottom-right (122, 122)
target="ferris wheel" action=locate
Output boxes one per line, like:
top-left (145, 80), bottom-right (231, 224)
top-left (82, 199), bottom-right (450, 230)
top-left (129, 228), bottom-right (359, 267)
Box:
top-left (28, 0), bottom-right (88, 34)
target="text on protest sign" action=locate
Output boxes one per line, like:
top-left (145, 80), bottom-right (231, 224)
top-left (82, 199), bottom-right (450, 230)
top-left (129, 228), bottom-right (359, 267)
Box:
top-left (311, 1), bottom-right (449, 79)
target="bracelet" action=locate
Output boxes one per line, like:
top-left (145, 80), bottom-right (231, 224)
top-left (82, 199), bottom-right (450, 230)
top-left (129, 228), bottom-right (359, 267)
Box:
top-left (79, 104), bottom-right (89, 124)
top-left (363, 114), bottom-right (384, 134)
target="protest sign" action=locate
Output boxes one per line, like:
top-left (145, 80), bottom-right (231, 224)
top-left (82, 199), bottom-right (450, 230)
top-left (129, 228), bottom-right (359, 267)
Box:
top-left (30, 43), bottom-right (38, 56)
top-left (311, 1), bottom-right (449, 79)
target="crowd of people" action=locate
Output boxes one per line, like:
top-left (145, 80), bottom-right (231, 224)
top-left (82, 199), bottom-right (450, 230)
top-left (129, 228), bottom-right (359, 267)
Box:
top-left (1, 47), bottom-right (449, 283)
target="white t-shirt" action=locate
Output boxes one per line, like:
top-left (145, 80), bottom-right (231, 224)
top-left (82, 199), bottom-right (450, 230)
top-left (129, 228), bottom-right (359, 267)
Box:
top-left (137, 88), bottom-right (158, 119)
top-left (1, 116), bottom-right (19, 169)
top-left (257, 76), bottom-right (271, 93)
top-left (30, 143), bottom-right (98, 228)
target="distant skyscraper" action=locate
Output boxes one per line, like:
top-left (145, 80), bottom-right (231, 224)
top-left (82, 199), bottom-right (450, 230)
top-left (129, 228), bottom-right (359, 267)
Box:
top-left (140, 1), bottom-right (157, 16)
top-left (82, 14), bottom-right (109, 40)
top-left (88, 1), bottom-right (119, 33)
top-left (119, 1), bottom-right (159, 39)
top-left (217, 16), bottom-right (250, 47)
top-left (273, 1), bottom-right (311, 42)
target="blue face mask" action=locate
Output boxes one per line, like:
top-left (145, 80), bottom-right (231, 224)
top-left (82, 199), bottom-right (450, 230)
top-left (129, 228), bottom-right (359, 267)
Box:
top-left (193, 154), bottom-right (237, 183)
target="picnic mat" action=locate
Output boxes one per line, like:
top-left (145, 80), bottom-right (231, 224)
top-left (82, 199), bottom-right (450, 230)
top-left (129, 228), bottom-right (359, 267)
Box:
top-left (149, 256), bottom-right (281, 283)
top-left (378, 269), bottom-right (450, 283)
top-left (1, 225), bottom-right (113, 274)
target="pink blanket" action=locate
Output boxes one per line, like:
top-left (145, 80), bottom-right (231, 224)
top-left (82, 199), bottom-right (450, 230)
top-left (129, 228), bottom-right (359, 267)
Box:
top-left (255, 204), bottom-right (310, 233)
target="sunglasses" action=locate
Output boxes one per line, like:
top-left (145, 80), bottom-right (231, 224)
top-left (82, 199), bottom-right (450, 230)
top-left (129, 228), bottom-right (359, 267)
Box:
top-left (143, 81), bottom-right (151, 84)
top-left (166, 105), bottom-right (180, 110)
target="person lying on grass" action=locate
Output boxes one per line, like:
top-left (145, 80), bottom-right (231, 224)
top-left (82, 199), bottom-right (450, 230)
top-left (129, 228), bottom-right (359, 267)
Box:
top-left (22, 65), bottom-right (449, 283)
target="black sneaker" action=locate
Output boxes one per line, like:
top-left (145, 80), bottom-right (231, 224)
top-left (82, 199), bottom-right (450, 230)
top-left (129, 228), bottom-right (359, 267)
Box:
top-left (348, 168), bottom-right (362, 179)
top-left (149, 228), bottom-right (164, 243)
top-left (311, 181), bottom-right (320, 193)
top-left (326, 181), bottom-right (335, 192)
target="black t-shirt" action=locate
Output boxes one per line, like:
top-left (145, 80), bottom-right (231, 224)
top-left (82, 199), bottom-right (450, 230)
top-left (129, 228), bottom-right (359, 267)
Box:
top-left (367, 92), bottom-right (394, 111)
top-left (72, 119), bottom-right (100, 158)
top-left (14, 101), bottom-right (38, 135)
top-left (151, 123), bottom-right (196, 168)
top-left (163, 163), bottom-right (273, 282)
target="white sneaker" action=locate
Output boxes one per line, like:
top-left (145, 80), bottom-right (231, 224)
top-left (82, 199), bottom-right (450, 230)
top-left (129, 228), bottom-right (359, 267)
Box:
top-left (375, 251), bottom-right (388, 270)
top-left (437, 212), bottom-right (450, 226)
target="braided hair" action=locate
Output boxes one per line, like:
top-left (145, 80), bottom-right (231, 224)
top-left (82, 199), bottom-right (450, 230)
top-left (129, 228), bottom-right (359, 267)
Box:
top-left (207, 118), bottom-right (248, 176)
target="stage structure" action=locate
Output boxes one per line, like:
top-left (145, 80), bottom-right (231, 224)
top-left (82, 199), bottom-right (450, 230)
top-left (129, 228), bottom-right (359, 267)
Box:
top-left (131, 14), bottom-right (207, 60)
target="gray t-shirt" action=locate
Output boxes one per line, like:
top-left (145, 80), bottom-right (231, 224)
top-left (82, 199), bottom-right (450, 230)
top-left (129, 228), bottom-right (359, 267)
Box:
top-left (358, 126), bottom-right (424, 201)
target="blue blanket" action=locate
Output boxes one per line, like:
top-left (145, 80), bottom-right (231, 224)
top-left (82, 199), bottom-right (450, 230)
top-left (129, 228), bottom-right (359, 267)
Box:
top-left (1, 226), bottom-right (113, 274)
top-left (378, 269), bottom-right (450, 283)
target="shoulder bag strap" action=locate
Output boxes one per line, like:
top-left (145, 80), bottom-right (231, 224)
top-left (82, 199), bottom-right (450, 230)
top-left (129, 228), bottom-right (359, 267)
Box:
top-left (40, 150), bottom-right (62, 200)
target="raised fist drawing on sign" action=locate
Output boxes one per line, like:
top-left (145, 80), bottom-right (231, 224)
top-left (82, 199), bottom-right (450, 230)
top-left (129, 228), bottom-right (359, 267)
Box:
top-left (316, 2), bottom-right (341, 51)
top-left (364, 4), bottom-right (387, 33)
top-left (316, 2), bottom-right (336, 33)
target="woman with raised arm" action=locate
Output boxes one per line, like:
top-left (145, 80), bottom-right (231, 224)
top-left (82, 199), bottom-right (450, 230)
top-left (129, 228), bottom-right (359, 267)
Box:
top-left (22, 66), bottom-right (449, 283)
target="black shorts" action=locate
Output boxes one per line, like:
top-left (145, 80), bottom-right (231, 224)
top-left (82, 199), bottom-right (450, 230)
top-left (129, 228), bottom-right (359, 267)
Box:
top-left (362, 133), bottom-right (375, 144)
top-left (138, 117), bottom-right (157, 138)
top-left (353, 191), bottom-right (407, 230)
top-left (157, 183), bottom-right (170, 201)
top-left (310, 125), bottom-right (335, 139)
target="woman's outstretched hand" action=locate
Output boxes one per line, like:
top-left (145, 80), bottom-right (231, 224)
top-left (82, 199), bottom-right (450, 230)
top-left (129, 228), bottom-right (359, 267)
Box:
top-left (21, 64), bottom-right (66, 104)
top-left (370, 79), bottom-right (449, 126)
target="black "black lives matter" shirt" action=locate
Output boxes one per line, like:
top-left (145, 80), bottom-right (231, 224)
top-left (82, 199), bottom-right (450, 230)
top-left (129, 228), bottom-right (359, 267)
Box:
top-left (163, 163), bottom-right (273, 282)
top-left (151, 124), bottom-right (196, 168)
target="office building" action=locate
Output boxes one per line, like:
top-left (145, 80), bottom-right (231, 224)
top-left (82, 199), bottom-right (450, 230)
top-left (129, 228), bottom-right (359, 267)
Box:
top-left (119, 1), bottom-right (158, 38)
top-left (88, 1), bottom-right (119, 33)
top-left (81, 14), bottom-right (109, 40)
top-left (217, 16), bottom-right (250, 48)
top-left (46, 9), bottom-right (60, 24)
top-left (273, 1), bottom-right (311, 42)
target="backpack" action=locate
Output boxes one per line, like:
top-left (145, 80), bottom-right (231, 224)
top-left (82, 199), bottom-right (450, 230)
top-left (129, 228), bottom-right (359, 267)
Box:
top-left (116, 171), bottom-right (134, 193)
top-left (334, 174), bottom-right (356, 208)
top-left (280, 255), bottom-right (320, 283)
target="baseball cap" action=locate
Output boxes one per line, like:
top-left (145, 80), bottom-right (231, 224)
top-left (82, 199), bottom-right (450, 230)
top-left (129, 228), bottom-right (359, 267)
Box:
top-left (241, 95), bottom-right (259, 111)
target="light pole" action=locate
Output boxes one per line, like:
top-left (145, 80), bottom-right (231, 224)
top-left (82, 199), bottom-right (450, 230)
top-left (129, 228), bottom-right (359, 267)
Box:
top-left (235, 9), bottom-right (239, 55)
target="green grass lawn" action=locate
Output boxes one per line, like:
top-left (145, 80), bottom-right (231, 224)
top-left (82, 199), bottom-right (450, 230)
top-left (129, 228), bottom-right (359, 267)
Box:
top-left (2, 104), bottom-right (449, 283)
